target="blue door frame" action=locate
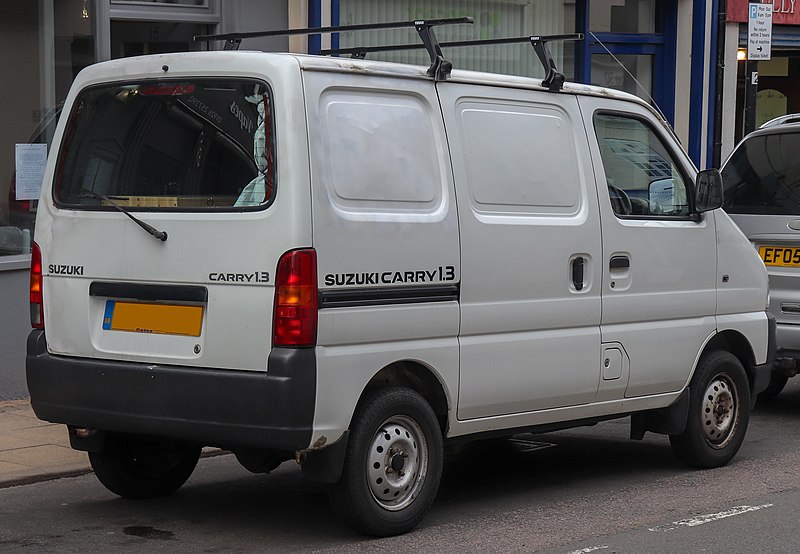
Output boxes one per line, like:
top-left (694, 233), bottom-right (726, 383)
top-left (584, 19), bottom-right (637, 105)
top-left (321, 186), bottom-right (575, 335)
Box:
top-left (576, 1), bottom-right (677, 126)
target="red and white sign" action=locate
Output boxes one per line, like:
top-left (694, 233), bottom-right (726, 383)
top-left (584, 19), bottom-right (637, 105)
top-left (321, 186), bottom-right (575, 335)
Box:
top-left (728, 0), bottom-right (800, 25)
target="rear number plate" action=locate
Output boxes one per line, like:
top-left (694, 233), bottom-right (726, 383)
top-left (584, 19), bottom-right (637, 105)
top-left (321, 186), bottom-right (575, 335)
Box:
top-left (759, 246), bottom-right (800, 267)
top-left (102, 300), bottom-right (203, 336)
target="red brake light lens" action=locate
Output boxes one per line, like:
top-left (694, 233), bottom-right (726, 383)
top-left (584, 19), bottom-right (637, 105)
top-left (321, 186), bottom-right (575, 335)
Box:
top-left (273, 249), bottom-right (318, 347)
top-left (30, 241), bottom-right (44, 329)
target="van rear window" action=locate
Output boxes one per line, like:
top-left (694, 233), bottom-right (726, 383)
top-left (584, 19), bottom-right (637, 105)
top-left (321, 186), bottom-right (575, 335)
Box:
top-left (54, 79), bottom-right (275, 211)
top-left (722, 131), bottom-right (800, 215)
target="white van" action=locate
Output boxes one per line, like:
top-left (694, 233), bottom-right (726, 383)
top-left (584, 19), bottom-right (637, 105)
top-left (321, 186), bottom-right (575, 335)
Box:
top-left (27, 29), bottom-right (773, 536)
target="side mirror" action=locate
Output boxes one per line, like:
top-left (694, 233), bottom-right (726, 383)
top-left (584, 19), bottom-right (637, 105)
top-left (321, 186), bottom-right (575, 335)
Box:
top-left (695, 168), bottom-right (723, 213)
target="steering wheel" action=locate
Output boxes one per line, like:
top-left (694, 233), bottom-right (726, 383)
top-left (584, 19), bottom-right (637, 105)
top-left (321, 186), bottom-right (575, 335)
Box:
top-left (608, 185), bottom-right (632, 215)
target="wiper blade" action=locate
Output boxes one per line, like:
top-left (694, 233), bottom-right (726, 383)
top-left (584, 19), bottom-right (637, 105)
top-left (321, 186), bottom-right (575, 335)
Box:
top-left (79, 191), bottom-right (168, 242)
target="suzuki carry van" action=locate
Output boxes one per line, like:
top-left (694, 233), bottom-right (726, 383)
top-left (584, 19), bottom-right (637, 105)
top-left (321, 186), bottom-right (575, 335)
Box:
top-left (27, 22), bottom-right (774, 536)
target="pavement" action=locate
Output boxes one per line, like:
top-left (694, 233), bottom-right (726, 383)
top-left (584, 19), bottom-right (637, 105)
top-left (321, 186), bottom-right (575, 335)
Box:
top-left (0, 398), bottom-right (91, 488)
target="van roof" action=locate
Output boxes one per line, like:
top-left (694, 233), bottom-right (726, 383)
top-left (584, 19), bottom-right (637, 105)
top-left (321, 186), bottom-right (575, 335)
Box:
top-left (74, 50), bottom-right (651, 112)
top-left (294, 52), bottom-right (646, 103)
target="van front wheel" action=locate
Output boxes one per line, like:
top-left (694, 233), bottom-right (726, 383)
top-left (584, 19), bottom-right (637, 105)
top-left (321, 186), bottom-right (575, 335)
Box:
top-left (89, 434), bottom-right (201, 499)
top-left (327, 387), bottom-right (443, 537)
top-left (669, 351), bottom-right (750, 468)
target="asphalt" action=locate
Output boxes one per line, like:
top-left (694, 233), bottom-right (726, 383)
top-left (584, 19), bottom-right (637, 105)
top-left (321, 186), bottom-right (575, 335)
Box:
top-left (0, 399), bottom-right (91, 488)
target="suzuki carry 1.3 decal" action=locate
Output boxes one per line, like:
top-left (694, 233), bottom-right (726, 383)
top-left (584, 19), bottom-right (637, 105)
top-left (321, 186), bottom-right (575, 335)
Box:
top-left (324, 266), bottom-right (456, 287)
top-left (208, 271), bottom-right (270, 283)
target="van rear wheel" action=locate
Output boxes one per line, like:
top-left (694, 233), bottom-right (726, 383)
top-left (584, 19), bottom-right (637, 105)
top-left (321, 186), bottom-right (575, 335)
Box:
top-left (669, 351), bottom-right (750, 468)
top-left (327, 387), bottom-right (443, 537)
top-left (89, 434), bottom-right (201, 499)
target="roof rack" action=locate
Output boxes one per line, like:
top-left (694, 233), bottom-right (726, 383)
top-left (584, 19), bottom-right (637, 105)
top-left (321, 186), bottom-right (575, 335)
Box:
top-left (321, 33), bottom-right (583, 92)
top-left (193, 17), bottom-right (474, 81)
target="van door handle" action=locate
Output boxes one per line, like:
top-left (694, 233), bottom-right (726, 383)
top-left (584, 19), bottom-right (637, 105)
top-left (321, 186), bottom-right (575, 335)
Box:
top-left (609, 256), bottom-right (630, 270)
top-left (572, 256), bottom-right (585, 291)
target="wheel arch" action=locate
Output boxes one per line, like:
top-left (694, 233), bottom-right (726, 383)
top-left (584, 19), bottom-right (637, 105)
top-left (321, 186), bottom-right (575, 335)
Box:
top-left (300, 359), bottom-right (451, 484)
top-left (702, 330), bottom-right (757, 393)
top-left (361, 360), bottom-right (451, 436)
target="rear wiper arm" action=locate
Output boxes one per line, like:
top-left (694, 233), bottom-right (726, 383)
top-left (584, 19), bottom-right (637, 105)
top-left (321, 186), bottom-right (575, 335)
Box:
top-left (79, 191), bottom-right (168, 242)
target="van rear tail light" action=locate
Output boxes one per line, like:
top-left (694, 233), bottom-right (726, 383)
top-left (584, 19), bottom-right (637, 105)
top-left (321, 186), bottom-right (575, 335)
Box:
top-left (30, 241), bottom-right (44, 329)
top-left (273, 249), bottom-right (318, 348)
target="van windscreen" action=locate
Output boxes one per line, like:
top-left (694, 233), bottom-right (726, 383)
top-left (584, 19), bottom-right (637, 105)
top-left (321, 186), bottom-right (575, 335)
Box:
top-left (722, 131), bottom-right (800, 215)
top-left (54, 79), bottom-right (274, 211)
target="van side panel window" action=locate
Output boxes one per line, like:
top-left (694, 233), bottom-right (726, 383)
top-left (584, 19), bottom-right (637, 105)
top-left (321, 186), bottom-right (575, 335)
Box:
top-left (593, 113), bottom-right (690, 218)
top-left (319, 89), bottom-right (444, 216)
top-left (54, 79), bottom-right (275, 211)
top-left (459, 104), bottom-right (580, 214)
top-left (722, 132), bottom-right (800, 215)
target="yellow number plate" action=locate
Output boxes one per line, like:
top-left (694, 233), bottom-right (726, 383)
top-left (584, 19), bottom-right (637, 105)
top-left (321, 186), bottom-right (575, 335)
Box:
top-left (103, 301), bottom-right (203, 337)
top-left (759, 246), bottom-right (800, 267)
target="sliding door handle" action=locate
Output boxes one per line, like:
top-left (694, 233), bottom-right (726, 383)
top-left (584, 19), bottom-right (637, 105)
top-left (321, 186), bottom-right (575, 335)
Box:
top-left (572, 256), bottom-right (585, 291)
top-left (609, 255), bottom-right (630, 270)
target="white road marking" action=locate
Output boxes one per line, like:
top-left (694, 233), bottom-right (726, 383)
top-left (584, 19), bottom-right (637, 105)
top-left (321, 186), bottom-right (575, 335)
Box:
top-left (648, 504), bottom-right (774, 532)
top-left (566, 546), bottom-right (609, 554)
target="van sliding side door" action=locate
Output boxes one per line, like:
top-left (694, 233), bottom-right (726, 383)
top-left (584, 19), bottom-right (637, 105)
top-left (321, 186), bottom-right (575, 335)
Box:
top-left (438, 82), bottom-right (603, 420)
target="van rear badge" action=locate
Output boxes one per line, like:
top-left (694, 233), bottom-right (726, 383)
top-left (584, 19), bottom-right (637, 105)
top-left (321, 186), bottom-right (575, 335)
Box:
top-left (48, 264), bottom-right (84, 276)
top-left (208, 271), bottom-right (269, 284)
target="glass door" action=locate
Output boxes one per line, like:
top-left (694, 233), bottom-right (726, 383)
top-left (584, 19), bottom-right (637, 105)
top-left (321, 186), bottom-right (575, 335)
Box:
top-left (579, 0), bottom-right (676, 124)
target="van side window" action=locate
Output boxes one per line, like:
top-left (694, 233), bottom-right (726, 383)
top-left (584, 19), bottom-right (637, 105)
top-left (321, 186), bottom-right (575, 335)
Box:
top-left (594, 113), bottom-right (690, 218)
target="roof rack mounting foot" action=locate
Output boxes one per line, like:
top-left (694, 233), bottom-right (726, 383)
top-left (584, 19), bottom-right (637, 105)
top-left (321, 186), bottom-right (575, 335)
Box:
top-left (529, 33), bottom-right (582, 92)
top-left (224, 38), bottom-right (242, 51)
top-left (415, 20), bottom-right (453, 81)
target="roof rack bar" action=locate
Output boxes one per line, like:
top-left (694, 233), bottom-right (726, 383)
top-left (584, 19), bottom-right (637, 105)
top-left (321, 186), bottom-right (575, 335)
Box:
top-left (194, 16), bottom-right (473, 79)
top-left (193, 17), bottom-right (472, 47)
top-left (322, 32), bottom-right (583, 91)
top-left (321, 33), bottom-right (583, 57)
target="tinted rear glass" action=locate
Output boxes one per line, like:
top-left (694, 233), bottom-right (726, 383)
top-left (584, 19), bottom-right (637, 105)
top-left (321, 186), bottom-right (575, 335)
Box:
top-left (55, 79), bottom-right (274, 211)
top-left (722, 131), bottom-right (800, 215)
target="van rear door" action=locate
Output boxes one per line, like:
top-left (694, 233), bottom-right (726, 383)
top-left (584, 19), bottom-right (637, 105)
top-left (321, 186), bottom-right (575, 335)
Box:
top-left (37, 56), bottom-right (310, 372)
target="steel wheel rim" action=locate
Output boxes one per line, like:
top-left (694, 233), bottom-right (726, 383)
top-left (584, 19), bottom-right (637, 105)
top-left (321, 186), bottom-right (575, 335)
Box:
top-left (366, 415), bottom-right (428, 511)
top-left (702, 373), bottom-right (739, 448)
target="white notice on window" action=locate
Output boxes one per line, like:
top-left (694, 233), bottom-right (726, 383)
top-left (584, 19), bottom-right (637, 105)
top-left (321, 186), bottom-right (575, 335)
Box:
top-left (15, 143), bottom-right (47, 201)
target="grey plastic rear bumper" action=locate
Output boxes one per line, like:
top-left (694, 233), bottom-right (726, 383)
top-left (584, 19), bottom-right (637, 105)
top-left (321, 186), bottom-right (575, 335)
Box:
top-left (26, 330), bottom-right (316, 451)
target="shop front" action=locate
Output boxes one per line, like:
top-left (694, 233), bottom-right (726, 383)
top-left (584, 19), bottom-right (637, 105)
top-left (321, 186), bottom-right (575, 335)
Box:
top-left (0, 0), bottom-right (287, 399)
top-left (727, 0), bottom-right (800, 142)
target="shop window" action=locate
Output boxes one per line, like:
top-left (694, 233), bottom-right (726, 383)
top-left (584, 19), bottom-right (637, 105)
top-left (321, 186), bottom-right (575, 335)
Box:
top-left (113, 1), bottom-right (208, 4)
top-left (589, 0), bottom-right (656, 34)
top-left (591, 53), bottom-right (653, 98)
top-left (0, 0), bottom-right (94, 258)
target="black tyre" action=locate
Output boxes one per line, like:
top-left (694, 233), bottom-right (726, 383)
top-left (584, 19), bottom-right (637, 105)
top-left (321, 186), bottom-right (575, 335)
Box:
top-left (669, 351), bottom-right (750, 468)
top-left (758, 373), bottom-right (788, 401)
top-left (89, 434), bottom-right (201, 499)
top-left (327, 387), bottom-right (444, 537)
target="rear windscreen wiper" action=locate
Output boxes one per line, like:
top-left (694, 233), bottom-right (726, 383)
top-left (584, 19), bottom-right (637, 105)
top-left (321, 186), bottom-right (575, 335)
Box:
top-left (79, 190), bottom-right (168, 242)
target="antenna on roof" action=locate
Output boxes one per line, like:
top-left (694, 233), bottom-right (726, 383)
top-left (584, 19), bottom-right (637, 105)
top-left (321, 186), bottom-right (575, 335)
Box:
top-left (194, 17), bottom-right (474, 81)
top-left (322, 33), bottom-right (583, 92)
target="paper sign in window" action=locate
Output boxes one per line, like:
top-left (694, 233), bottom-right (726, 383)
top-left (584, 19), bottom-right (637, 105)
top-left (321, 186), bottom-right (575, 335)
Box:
top-left (15, 143), bottom-right (47, 201)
